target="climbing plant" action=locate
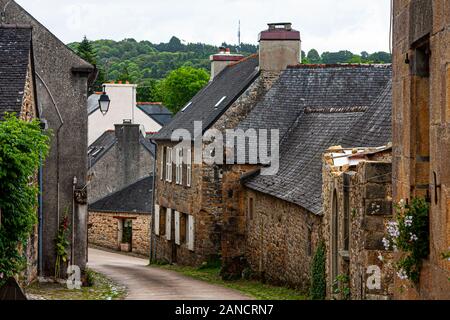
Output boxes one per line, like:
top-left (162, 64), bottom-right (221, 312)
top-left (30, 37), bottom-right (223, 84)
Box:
top-left (0, 114), bottom-right (50, 286)
top-left (55, 211), bottom-right (70, 279)
top-left (309, 241), bottom-right (326, 300)
top-left (383, 197), bottom-right (430, 284)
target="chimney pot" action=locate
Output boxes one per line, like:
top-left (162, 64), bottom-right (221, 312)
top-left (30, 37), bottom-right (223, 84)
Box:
top-left (258, 22), bottom-right (301, 72)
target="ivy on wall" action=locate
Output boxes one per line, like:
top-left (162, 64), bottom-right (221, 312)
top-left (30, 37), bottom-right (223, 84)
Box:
top-left (0, 114), bottom-right (50, 286)
top-left (309, 242), bottom-right (326, 300)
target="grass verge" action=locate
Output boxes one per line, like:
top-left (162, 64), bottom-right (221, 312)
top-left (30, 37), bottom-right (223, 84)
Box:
top-left (154, 264), bottom-right (306, 300)
top-left (25, 269), bottom-right (127, 300)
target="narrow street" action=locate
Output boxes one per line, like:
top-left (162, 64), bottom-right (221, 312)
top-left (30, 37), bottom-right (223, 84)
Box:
top-left (87, 248), bottom-right (251, 300)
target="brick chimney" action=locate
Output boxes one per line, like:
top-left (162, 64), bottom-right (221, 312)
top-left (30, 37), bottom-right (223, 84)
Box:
top-left (258, 23), bottom-right (301, 72)
top-left (210, 47), bottom-right (244, 80)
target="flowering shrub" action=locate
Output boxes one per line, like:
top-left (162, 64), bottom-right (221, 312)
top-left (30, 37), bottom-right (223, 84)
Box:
top-left (383, 198), bottom-right (429, 284)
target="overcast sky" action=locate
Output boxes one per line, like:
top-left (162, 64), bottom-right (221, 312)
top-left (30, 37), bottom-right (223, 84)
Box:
top-left (15, 0), bottom-right (391, 54)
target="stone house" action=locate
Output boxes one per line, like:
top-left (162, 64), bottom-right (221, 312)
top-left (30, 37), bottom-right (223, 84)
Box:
top-left (0, 24), bottom-right (39, 285)
top-left (88, 83), bottom-right (172, 145)
top-left (1, 0), bottom-right (95, 278)
top-left (322, 145), bottom-right (394, 300)
top-left (392, 0), bottom-right (450, 299)
top-left (226, 64), bottom-right (392, 291)
top-left (150, 23), bottom-right (301, 267)
top-left (89, 176), bottom-right (153, 256)
top-left (87, 122), bottom-right (155, 204)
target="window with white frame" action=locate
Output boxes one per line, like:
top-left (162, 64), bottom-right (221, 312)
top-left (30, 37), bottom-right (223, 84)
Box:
top-left (186, 148), bottom-right (192, 187)
top-left (187, 215), bottom-right (195, 251)
top-left (165, 147), bottom-right (172, 182)
top-left (176, 148), bottom-right (183, 185)
top-left (154, 205), bottom-right (160, 235)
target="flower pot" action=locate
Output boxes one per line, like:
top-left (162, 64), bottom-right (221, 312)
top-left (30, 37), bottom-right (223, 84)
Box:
top-left (120, 243), bottom-right (131, 252)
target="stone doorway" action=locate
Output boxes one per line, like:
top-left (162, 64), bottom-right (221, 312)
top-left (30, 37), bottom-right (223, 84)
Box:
top-left (120, 219), bottom-right (133, 252)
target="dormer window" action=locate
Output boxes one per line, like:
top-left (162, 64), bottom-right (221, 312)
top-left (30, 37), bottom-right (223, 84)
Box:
top-left (215, 96), bottom-right (227, 108)
top-left (181, 102), bottom-right (192, 112)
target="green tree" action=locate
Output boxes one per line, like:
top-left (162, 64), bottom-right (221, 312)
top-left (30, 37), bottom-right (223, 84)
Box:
top-left (157, 66), bottom-right (209, 113)
top-left (76, 36), bottom-right (97, 65)
top-left (307, 49), bottom-right (322, 63)
top-left (0, 114), bottom-right (50, 286)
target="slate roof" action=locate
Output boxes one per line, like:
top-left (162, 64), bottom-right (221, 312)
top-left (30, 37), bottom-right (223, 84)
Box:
top-left (89, 176), bottom-right (154, 214)
top-left (88, 130), bottom-right (155, 169)
top-left (87, 93), bottom-right (101, 115)
top-left (152, 55), bottom-right (260, 141)
top-left (241, 64), bottom-right (392, 215)
top-left (0, 25), bottom-right (33, 119)
top-left (137, 103), bottom-right (173, 127)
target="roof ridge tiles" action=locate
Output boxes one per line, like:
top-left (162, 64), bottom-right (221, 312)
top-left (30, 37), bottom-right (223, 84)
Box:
top-left (287, 63), bottom-right (392, 69)
top-left (228, 53), bottom-right (259, 68)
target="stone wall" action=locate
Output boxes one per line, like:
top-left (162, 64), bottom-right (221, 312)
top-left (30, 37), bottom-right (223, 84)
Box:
top-left (244, 188), bottom-right (321, 291)
top-left (152, 70), bottom-right (280, 267)
top-left (322, 154), bottom-right (395, 300)
top-left (2, 0), bottom-right (94, 277)
top-left (392, 0), bottom-right (450, 299)
top-left (88, 211), bottom-right (151, 256)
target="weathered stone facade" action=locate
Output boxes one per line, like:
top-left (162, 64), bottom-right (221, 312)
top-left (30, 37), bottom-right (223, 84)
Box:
top-left (243, 188), bottom-right (321, 291)
top-left (1, 0), bottom-right (94, 277)
top-left (152, 69), bottom-right (280, 267)
top-left (89, 212), bottom-right (151, 256)
top-left (393, 0), bottom-right (450, 299)
top-left (322, 148), bottom-right (395, 300)
top-left (88, 124), bottom-right (154, 204)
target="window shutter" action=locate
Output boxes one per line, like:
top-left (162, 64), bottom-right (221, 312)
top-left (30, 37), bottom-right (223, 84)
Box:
top-left (166, 208), bottom-right (172, 240)
top-left (160, 147), bottom-right (165, 180)
top-left (174, 211), bottom-right (180, 245)
top-left (169, 148), bottom-right (173, 183)
top-left (154, 205), bottom-right (160, 235)
top-left (187, 149), bottom-right (192, 187)
top-left (188, 215), bottom-right (195, 251)
top-left (179, 148), bottom-right (183, 185)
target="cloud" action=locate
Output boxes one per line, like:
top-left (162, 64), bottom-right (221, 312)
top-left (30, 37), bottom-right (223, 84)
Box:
top-left (15, 0), bottom-right (391, 53)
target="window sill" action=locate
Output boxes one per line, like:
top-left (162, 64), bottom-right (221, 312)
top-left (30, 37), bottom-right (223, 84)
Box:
top-left (339, 250), bottom-right (350, 261)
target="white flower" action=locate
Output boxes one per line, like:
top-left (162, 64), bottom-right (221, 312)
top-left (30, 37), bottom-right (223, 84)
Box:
top-left (410, 233), bottom-right (418, 242)
top-left (382, 238), bottom-right (390, 251)
top-left (405, 216), bottom-right (413, 227)
top-left (0, 273), bottom-right (3, 279)
top-left (378, 254), bottom-right (384, 262)
top-left (397, 269), bottom-right (409, 280)
top-left (387, 222), bottom-right (400, 238)
top-left (399, 199), bottom-right (406, 208)
top-left (392, 244), bottom-right (398, 252)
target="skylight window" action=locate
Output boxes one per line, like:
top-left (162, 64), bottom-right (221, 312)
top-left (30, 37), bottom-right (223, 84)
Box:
top-left (181, 102), bottom-right (192, 112)
top-left (215, 96), bottom-right (227, 108)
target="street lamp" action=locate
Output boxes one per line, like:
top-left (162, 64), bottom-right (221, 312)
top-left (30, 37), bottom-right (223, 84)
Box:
top-left (98, 85), bottom-right (111, 115)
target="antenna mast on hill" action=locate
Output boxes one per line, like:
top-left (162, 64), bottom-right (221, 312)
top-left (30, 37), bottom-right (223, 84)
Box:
top-left (237, 20), bottom-right (241, 52)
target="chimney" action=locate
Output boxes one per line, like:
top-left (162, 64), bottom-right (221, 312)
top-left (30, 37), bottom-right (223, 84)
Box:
top-left (258, 22), bottom-right (301, 72)
top-left (114, 122), bottom-right (141, 188)
top-left (210, 47), bottom-right (244, 80)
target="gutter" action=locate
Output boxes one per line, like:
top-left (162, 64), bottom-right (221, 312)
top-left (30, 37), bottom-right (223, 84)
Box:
top-left (149, 139), bottom-right (158, 263)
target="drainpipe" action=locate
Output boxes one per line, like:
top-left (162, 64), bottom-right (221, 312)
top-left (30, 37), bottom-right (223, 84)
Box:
top-left (38, 156), bottom-right (44, 276)
top-left (71, 176), bottom-right (77, 266)
top-left (35, 72), bottom-right (64, 229)
top-left (149, 139), bottom-right (158, 263)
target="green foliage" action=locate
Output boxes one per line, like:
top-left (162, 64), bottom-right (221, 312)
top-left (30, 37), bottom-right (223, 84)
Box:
top-left (309, 242), bottom-right (326, 300)
top-left (332, 274), bottom-right (351, 300)
top-left (157, 66), bottom-right (209, 113)
top-left (0, 114), bottom-right (50, 286)
top-left (307, 49), bottom-right (321, 63)
top-left (55, 211), bottom-right (70, 279)
top-left (384, 198), bottom-right (430, 284)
